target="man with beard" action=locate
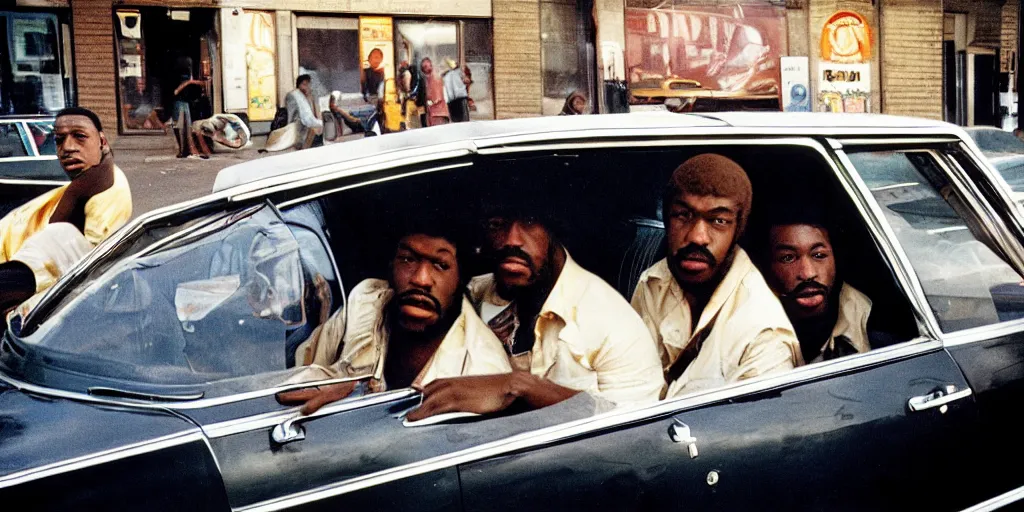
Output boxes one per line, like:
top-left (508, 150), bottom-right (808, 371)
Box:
top-left (0, 107), bottom-right (132, 311)
top-left (631, 154), bottom-right (799, 399)
top-left (763, 210), bottom-right (871, 364)
top-left (404, 200), bottom-right (663, 422)
top-left (279, 223), bottom-right (511, 414)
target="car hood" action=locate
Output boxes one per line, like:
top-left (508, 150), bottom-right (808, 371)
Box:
top-left (0, 382), bottom-right (199, 481)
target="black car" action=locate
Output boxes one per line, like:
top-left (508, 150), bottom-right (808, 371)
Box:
top-left (2, 113), bottom-right (1024, 511)
top-left (0, 116), bottom-right (67, 218)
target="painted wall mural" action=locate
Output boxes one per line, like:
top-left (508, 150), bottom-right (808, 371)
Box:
top-left (624, 4), bottom-right (786, 97)
top-left (818, 10), bottom-right (871, 113)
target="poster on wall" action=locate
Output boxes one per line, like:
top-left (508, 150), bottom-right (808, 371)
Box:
top-left (245, 12), bottom-right (277, 122)
top-left (359, 16), bottom-right (396, 85)
top-left (624, 3), bottom-right (786, 101)
top-left (220, 9), bottom-right (277, 121)
top-left (818, 10), bottom-right (871, 112)
top-left (780, 56), bottom-right (810, 112)
top-left (818, 63), bottom-right (870, 113)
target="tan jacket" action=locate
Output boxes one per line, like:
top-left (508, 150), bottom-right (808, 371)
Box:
top-left (468, 253), bottom-right (665, 406)
top-left (631, 249), bottom-right (800, 398)
top-left (804, 283), bottom-right (873, 365)
top-left (292, 279), bottom-right (512, 388)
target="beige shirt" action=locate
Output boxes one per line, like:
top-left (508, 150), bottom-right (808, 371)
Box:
top-left (468, 253), bottom-right (665, 406)
top-left (804, 283), bottom-right (873, 365)
top-left (292, 279), bottom-right (512, 388)
top-left (631, 249), bottom-right (800, 398)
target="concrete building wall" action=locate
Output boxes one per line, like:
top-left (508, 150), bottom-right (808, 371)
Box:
top-left (880, 0), bottom-right (944, 119)
top-left (492, 0), bottom-right (543, 118)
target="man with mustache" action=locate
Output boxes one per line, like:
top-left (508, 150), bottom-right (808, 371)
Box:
top-left (0, 107), bottom-right (132, 310)
top-left (405, 201), bottom-right (663, 421)
top-left (280, 223), bottom-right (512, 414)
top-left (631, 154), bottom-right (799, 398)
top-left (763, 210), bottom-right (871, 364)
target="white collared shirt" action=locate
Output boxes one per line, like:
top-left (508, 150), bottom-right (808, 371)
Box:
top-left (804, 283), bottom-right (873, 365)
top-left (291, 279), bottom-right (512, 389)
top-left (631, 248), bottom-right (800, 398)
top-left (468, 253), bottom-right (665, 406)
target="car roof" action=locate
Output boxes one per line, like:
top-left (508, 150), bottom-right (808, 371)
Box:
top-left (213, 112), bottom-right (959, 193)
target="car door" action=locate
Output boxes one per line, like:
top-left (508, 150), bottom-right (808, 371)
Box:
top-left (924, 142), bottom-right (1024, 505)
top-left (456, 141), bottom-right (997, 511)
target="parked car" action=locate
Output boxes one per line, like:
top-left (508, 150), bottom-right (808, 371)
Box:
top-left (3, 113), bottom-right (1024, 511)
top-left (629, 78), bottom-right (780, 112)
top-left (0, 116), bottom-right (67, 218)
top-left (964, 126), bottom-right (1024, 200)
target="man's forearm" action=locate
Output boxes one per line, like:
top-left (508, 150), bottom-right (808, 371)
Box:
top-left (509, 372), bottom-right (581, 409)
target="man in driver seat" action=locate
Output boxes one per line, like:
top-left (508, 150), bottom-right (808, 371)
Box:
top-left (280, 219), bottom-right (511, 414)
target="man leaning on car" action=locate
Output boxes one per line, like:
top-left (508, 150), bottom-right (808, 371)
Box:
top-left (631, 154), bottom-right (801, 398)
top-left (0, 107), bottom-right (132, 313)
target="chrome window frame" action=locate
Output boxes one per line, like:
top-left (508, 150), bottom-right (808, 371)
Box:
top-left (838, 139), bottom-right (1024, 346)
top-left (3, 135), bottom-right (942, 422)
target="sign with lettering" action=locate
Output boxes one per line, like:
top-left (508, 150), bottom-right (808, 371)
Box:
top-left (818, 62), bottom-right (870, 113)
top-left (780, 56), bottom-right (810, 112)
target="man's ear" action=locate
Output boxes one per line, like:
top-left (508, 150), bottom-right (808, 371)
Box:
top-left (100, 133), bottom-right (112, 156)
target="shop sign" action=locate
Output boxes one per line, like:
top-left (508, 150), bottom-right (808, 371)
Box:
top-left (818, 62), bottom-right (869, 113)
top-left (780, 56), bottom-right (810, 112)
top-left (359, 16), bottom-right (396, 84)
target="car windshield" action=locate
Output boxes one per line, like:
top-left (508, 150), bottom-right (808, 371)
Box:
top-left (3, 204), bottom-right (325, 394)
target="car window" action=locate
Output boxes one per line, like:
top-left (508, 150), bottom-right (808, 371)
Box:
top-left (850, 150), bottom-right (1024, 332)
top-left (27, 121), bottom-right (57, 156)
top-left (0, 123), bottom-right (29, 158)
top-left (967, 128), bottom-right (1024, 155)
top-left (10, 204), bottom-right (334, 396)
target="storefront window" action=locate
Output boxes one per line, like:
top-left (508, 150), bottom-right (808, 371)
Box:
top-left (624, 1), bottom-right (785, 106)
top-left (114, 8), bottom-right (217, 134)
top-left (1, 12), bottom-right (66, 115)
top-left (462, 19), bottom-right (494, 120)
top-left (296, 17), bottom-right (361, 100)
top-left (541, 0), bottom-right (596, 116)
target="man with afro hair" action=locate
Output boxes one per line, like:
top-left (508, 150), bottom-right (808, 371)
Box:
top-left (632, 153), bottom-right (800, 398)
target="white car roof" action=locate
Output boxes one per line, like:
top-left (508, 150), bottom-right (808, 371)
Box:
top-left (213, 112), bottom-right (959, 193)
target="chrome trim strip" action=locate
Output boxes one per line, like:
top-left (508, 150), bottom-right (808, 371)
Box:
top-left (870, 182), bottom-right (919, 192)
top-left (22, 121), bottom-right (39, 157)
top-left (943, 316), bottom-right (1024, 347)
top-left (0, 155), bottom-right (59, 163)
top-left (0, 430), bottom-right (204, 489)
top-left (0, 178), bottom-right (65, 186)
top-left (836, 137), bottom-right (961, 146)
top-left (0, 371), bottom-right (371, 411)
top-left (831, 147), bottom-right (943, 339)
top-left (960, 485), bottom-right (1024, 512)
top-left (475, 136), bottom-right (829, 155)
top-left (277, 162), bottom-right (473, 209)
top-left (239, 340), bottom-right (940, 512)
top-left (203, 389), bottom-right (417, 438)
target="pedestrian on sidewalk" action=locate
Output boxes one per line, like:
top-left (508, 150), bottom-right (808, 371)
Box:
top-left (559, 90), bottom-right (589, 116)
top-left (172, 60), bottom-right (208, 159)
top-left (286, 74), bottom-right (324, 149)
top-left (420, 58), bottom-right (450, 127)
top-left (442, 58), bottom-right (471, 123)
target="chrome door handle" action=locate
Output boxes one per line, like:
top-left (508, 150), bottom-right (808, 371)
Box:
top-left (668, 418), bottom-right (699, 459)
top-left (908, 384), bottom-right (973, 412)
top-left (271, 414), bottom-right (306, 445)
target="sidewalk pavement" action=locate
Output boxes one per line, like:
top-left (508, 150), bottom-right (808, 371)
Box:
top-left (114, 133), bottom-right (271, 218)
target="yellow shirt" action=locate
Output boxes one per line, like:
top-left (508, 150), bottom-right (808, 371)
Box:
top-left (468, 253), bottom-right (665, 406)
top-left (292, 279), bottom-right (512, 388)
top-left (0, 166), bottom-right (132, 262)
top-left (631, 249), bottom-right (800, 399)
top-left (803, 283), bottom-right (873, 365)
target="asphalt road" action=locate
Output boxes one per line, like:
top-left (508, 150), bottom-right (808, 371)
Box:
top-left (118, 148), bottom-right (267, 218)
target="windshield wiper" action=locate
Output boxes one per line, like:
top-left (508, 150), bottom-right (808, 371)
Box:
top-left (88, 386), bottom-right (204, 402)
